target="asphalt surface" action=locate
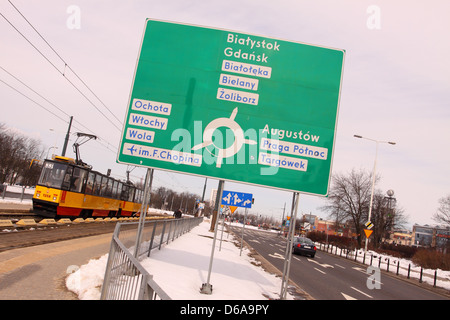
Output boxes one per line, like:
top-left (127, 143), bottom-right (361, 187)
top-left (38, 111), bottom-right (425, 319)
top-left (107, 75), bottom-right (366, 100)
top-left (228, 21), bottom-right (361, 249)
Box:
top-left (2, 202), bottom-right (448, 301)
top-left (0, 231), bottom-right (114, 299)
top-left (230, 225), bottom-right (450, 300)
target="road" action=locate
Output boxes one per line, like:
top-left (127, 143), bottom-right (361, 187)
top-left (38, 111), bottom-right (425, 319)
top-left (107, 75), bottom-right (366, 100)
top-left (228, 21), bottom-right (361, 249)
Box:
top-left (230, 226), bottom-right (449, 300)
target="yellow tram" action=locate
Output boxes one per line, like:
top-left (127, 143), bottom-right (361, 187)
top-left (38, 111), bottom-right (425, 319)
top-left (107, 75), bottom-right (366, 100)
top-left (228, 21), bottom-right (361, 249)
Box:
top-left (33, 156), bottom-right (143, 218)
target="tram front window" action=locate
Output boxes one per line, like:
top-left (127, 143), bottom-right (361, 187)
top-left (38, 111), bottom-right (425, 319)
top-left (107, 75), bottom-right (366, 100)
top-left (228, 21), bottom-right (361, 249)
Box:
top-left (38, 161), bottom-right (68, 189)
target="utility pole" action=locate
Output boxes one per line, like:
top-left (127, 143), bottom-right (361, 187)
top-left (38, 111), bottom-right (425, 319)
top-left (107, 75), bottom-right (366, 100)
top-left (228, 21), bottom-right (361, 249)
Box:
top-left (354, 135), bottom-right (396, 252)
top-left (61, 116), bottom-right (73, 156)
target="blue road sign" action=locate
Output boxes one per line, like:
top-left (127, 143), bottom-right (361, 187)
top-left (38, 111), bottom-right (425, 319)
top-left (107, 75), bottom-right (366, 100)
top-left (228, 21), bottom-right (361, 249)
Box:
top-left (221, 190), bottom-right (253, 208)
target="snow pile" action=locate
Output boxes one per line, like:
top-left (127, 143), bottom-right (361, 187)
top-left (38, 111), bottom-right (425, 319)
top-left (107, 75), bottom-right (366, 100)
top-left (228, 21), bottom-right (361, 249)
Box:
top-left (65, 254), bottom-right (109, 300)
top-left (66, 219), bottom-right (291, 300)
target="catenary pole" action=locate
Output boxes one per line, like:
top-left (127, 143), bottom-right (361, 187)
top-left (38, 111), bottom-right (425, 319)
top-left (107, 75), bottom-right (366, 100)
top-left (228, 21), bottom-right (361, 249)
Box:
top-left (61, 116), bottom-right (73, 156)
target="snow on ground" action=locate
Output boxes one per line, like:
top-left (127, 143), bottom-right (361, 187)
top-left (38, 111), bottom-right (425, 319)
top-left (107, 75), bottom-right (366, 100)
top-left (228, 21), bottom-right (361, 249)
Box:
top-left (323, 245), bottom-right (450, 290)
top-left (65, 219), bottom-right (293, 300)
top-left (0, 185), bottom-right (35, 194)
top-left (0, 185), bottom-right (33, 204)
top-left (1, 189), bottom-right (449, 297)
top-left (64, 217), bottom-right (450, 300)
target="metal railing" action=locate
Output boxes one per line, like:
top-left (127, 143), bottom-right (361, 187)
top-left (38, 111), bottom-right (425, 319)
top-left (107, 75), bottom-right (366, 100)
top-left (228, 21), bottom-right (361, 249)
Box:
top-left (316, 242), bottom-right (449, 289)
top-left (100, 216), bottom-right (203, 300)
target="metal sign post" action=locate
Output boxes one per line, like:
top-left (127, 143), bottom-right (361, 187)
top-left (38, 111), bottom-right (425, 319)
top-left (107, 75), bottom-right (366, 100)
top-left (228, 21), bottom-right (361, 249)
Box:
top-left (201, 179), bottom-right (225, 295)
top-left (134, 168), bottom-right (153, 258)
top-left (219, 206), bottom-right (228, 251)
top-left (280, 192), bottom-right (300, 299)
top-left (240, 208), bottom-right (248, 256)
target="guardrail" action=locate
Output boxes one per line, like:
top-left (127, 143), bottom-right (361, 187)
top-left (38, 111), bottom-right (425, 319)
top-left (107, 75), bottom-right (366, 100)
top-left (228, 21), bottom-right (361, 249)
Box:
top-left (0, 185), bottom-right (33, 201)
top-left (316, 242), bottom-right (449, 290)
top-left (100, 216), bottom-right (203, 300)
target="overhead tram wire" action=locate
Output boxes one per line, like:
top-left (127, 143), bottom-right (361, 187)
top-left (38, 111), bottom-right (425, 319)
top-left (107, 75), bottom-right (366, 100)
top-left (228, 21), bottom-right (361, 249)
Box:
top-left (3, 2), bottom-right (145, 183)
top-left (0, 68), bottom-right (118, 155)
top-left (6, 0), bottom-right (123, 126)
top-left (7, 0), bottom-right (122, 124)
top-left (0, 77), bottom-right (67, 124)
top-left (0, 66), bottom-right (91, 133)
top-left (1, 4), bottom-right (122, 132)
top-left (1, 74), bottom-right (118, 159)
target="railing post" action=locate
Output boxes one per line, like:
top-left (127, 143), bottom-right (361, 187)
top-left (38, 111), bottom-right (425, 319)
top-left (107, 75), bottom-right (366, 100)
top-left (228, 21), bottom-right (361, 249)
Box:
top-left (159, 220), bottom-right (167, 250)
top-left (166, 220), bottom-right (173, 245)
top-left (101, 217), bottom-right (201, 300)
top-left (434, 270), bottom-right (437, 287)
top-left (100, 223), bottom-right (121, 300)
top-left (147, 221), bottom-right (158, 257)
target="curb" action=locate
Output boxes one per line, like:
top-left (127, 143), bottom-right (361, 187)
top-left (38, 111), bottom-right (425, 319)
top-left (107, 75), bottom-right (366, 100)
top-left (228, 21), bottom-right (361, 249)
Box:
top-left (0, 215), bottom-right (174, 230)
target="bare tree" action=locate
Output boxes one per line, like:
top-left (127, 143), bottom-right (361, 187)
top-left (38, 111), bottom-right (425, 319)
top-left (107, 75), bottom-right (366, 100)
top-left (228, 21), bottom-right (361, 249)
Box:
top-left (322, 168), bottom-right (408, 248)
top-left (434, 194), bottom-right (450, 225)
top-left (370, 192), bottom-right (407, 247)
top-left (321, 168), bottom-right (375, 247)
top-left (0, 124), bottom-right (44, 185)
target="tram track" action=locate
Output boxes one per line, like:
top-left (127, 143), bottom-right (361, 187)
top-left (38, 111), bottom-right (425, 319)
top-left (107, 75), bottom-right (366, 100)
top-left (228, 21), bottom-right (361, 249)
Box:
top-left (0, 211), bottom-right (174, 252)
top-left (0, 220), bottom-right (118, 252)
top-left (0, 210), bottom-right (43, 222)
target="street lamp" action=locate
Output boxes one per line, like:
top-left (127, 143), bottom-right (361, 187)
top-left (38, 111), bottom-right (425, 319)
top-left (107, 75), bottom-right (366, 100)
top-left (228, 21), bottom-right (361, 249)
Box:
top-left (46, 146), bottom-right (58, 159)
top-left (353, 135), bottom-right (396, 252)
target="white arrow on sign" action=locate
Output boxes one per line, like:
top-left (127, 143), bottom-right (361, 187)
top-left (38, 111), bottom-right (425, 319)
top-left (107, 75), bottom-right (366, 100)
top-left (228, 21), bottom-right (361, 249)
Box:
top-left (222, 193), bottom-right (231, 204)
top-left (243, 199), bottom-right (251, 206)
top-left (233, 194), bottom-right (242, 204)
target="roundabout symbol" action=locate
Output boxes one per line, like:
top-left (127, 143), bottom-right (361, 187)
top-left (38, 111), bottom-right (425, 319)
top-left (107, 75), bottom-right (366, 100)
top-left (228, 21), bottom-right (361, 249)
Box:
top-left (192, 107), bottom-right (256, 168)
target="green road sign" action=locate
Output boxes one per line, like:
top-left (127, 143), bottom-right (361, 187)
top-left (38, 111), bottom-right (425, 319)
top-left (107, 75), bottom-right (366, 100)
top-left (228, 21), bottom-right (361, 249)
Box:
top-left (117, 19), bottom-right (345, 196)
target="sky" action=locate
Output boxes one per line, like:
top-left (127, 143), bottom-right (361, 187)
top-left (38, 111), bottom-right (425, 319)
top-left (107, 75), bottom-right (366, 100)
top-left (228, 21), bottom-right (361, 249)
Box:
top-left (1, 0), bottom-right (449, 228)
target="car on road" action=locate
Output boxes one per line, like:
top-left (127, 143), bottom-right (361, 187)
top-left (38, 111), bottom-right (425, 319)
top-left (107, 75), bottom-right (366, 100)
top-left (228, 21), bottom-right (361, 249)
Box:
top-left (293, 236), bottom-right (316, 258)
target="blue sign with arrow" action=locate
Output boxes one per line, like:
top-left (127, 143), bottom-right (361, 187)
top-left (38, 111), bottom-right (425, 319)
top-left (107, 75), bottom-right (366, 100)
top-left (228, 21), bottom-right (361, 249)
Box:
top-left (221, 190), bottom-right (253, 208)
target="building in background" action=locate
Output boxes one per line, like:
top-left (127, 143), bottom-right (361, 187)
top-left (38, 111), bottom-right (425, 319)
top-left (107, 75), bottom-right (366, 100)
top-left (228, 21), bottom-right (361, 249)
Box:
top-left (412, 224), bottom-right (450, 249)
top-left (386, 230), bottom-right (412, 246)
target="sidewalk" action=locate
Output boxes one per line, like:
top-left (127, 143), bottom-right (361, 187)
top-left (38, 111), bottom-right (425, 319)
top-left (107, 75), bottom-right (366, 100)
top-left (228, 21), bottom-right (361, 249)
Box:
top-left (0, 201), bottom-right (32, 212)
top-left (66, 219), bottom-right (306, 300)
top-left (0, 199), bottom-right (305, 300)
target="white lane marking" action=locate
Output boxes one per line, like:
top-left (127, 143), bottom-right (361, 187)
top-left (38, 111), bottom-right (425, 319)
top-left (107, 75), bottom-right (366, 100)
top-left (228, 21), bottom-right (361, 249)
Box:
top-left (268, 252), bottom-right (285, 260)
top-left (307, 258), bottom-right (334, 268)
top-left (352, 266), bottom-right (366, 273)
top-left (314, 267), bottom-right (326, 274)
top-left (342, 293), bottom-right (357, 300)
top-left (351, 286), bottom-right (373, 299)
